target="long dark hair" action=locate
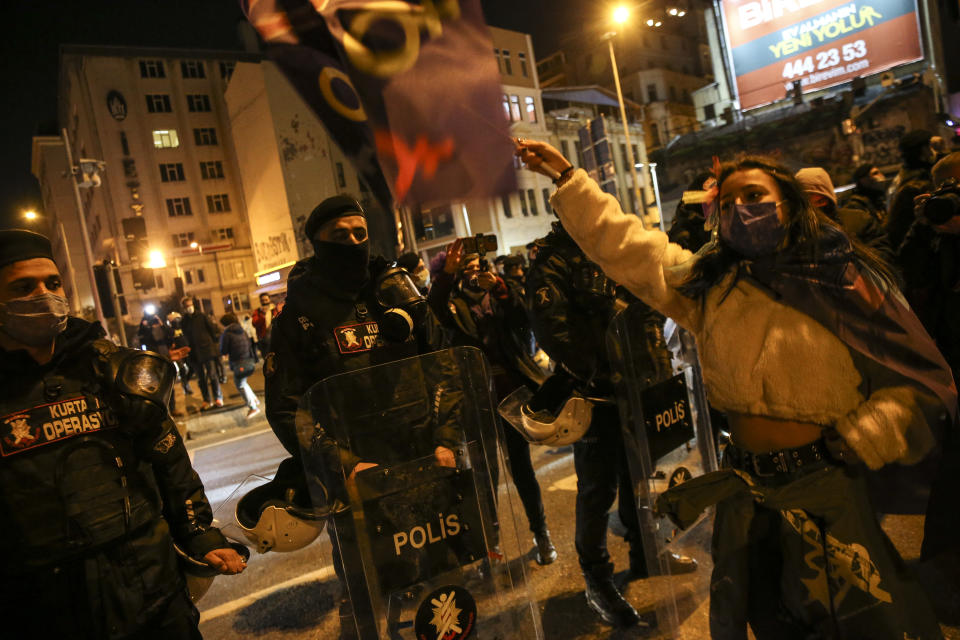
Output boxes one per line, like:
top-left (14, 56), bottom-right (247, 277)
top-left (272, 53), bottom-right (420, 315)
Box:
top-left (678, 155), bottom-right (898, 299)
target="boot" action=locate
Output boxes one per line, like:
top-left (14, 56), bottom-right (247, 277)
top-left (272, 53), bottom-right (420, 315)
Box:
top-left (533, 528), bottom-right (557, 565)
top-left (583, 563), bottom-right (642, 627)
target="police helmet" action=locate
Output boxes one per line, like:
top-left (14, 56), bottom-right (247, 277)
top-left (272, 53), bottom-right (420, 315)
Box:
top-left (519, 394), bottom-right (594, 446)
top-left (235, 476), bottom-right (328, 553)
top-left (174, 541), bottom-right (250, 603)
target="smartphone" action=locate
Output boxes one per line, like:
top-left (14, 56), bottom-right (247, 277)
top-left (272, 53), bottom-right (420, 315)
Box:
top-left (460, 233), bottom-right (498, 256)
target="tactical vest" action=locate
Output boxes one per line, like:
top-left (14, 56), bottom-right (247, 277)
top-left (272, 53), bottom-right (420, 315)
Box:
top-left (0, 349), bottom-right (161, 575)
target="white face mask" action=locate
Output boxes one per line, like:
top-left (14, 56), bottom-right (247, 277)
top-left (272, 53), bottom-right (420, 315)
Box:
top-left (0, 292), bottom-right (69, 347)
top-left (183, 306), bottom-right (195, 315)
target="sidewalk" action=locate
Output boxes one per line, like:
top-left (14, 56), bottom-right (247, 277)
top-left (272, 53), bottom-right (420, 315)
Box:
top-left (172, 364), bottom-right (269, 442)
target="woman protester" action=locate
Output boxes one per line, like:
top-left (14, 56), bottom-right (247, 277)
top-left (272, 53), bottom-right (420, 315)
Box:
top-left (516, 139), bottom-right (956, 639)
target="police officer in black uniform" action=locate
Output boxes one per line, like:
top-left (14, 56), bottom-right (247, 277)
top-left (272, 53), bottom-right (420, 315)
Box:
top-left (526, 220), bottom-right (697, 628)
top-left (263, 196), bottom-right (449, 639)
top-left (0, 229), bottom-right (245, 640)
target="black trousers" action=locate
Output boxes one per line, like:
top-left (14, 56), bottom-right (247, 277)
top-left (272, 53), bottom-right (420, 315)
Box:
top-left (573, 403), bottom-right (643, 573)
top-left (194, 358), bottom-right (222, 404)
top-left (500, 418), bottom-right (547, 534)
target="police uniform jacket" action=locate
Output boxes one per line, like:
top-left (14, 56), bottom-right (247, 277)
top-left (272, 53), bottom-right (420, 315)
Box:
top-left (265, 257), bottom-right (456, 481)
top-left (0, 318), bottom-right (227, 638)
top-left (526, 222), bottom-right (622, 397)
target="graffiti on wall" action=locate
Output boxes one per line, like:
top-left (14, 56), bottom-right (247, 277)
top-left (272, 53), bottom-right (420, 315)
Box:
top-left (254, 232), bottom-right (295, 271)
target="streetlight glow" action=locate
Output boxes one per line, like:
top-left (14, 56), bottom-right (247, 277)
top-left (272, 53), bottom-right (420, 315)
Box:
top-left (144, 304), bottom-right (157, 315)
top-left (189, 241), bottom-right (199, 249)
top-left (23, 210), bottom-right (38, 221)
top-left (646, 18), bottom-right (654, 26)
top-left (668, 7), bottom-right (678, 15)
top-left (146, 250), bottom-right (167, 269)
top-left (613, 5), bottom-right (630, 24)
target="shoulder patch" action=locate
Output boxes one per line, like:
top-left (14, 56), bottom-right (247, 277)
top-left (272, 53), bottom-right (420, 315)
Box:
top-left (153, 431), bottom-right (177, 454)
top-left (533, 285), bottom-right (555, 309)
top-left (263, 352), bottom-right (278, 378)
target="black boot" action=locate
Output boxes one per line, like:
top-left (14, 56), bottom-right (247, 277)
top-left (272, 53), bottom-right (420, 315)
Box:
top-left (534, 528), bottom-right (557, 565)
top-left (583, 563), bottom-right (642, 627)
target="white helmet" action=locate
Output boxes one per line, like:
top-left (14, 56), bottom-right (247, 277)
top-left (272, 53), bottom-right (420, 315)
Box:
top-left (519, 394), bottom-right (594, 446)
top-left (235, 479), bottom-right (328, 554)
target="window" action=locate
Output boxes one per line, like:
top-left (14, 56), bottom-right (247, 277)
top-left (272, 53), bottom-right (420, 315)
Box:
top-left (647, 84), bottom-right (659, 102)
top-left (193, 128), bottom-right (218, 145)
top-left (206, 193), bottom-right (231, 213)
top-left (518, 52), bottom-right (528, 77)
top-left (502, 94), bottom-right (510, 121)
top-left (502, 50), bottom-right (512, 74)
top-left (139, 60), bottom-right (166, 78)
top-left (336, 162), bottom-right (346, 188)
top-left (155, 273), bottom-right (164, 289)
top-left (200, 160), bottom-right (224, 180)
top-left (172, 232), bottom-right (196, 247)
top-left (229, 259), bottom-right (246, 280)
top-left (621, 143), bottom-right (629, 168)
top-left (493, 48), bottom-right (501, 72)
top-left (214, 227), bottom-right (234, 241)
top-left (197, 269), bottom-right (206, 283)
top-left (704, 103), bottom-right (717, 120)
top-left (153, 129), bottom-right (179, 149)
top-left (187, 94), bottom-right (211, 112)
top-left (632, 145), bottom-right (639, 162)
top-left (650, 122), bottom-right (661, 146)
top-left (166, 197), bottom-right (193, 217)
top-left (159, 163), bottom-right (185, 182)
top-left (560, 139), bottom-right (570, 160)
top-left (181, 60), bottom-right (206, 79)
top-left (184, 271), bottom-right (192, 285)
top-left (669, 86), bottom-right (678, 102)
top-left (501, 194), bottom-right (513, 219)
top-left (219, 62), bottom-right (235, 80)
top-left (510, 95), bottom-right (521, 122)
top-left (518, 190), bottom-right (529, 217)
top-left (223, 292), bottom-right (251, 311)
top-left (682, 88), bottom-right (690, 103)
top-left (573, 140), bottom-right (584, 168)
top-left (527, 189), bottom-right (538, 216)
top-left (145, 94), bottom-right (172, 113)
top-left (542, 188), bottom-right (552, 215)
top-left (120, 132), bottom-right (130, 156)
top-left (524, 96), bottom-right (538, 123)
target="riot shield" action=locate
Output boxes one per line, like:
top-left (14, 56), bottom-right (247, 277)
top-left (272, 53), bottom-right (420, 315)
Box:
top-left (299, 346), bottom-right (542, 640)
top-left (606, 301), bottom-right (717, 636)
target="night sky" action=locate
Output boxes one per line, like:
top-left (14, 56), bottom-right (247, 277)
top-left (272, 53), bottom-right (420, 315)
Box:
top-left (0, 0), bottom-right (583, 230)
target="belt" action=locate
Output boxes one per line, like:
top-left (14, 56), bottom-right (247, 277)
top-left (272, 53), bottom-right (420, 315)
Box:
top-left (725, 438), bottom-right (834, 479)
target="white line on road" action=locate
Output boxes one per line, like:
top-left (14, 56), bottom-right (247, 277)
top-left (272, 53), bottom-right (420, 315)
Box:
top-left (188, 427), bottom-right (272, 454)
top-left (199, 565), bottom-right (336, 623)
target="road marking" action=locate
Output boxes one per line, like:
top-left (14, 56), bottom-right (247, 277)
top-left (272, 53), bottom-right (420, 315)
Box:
top-left (547, 471), bottom-right (578, 492)
top-left (187, 427), bottom-right (273, 454)
top-left (199, 565), bottom-right (336, 623)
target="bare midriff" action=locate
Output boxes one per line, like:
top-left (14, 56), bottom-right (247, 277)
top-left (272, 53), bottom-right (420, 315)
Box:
top-left (727, 412), bottom-right (825, 454)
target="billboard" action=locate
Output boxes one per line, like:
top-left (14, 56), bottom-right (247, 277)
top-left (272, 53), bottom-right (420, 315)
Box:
top-left (721, 0), bottom-right (924, 110)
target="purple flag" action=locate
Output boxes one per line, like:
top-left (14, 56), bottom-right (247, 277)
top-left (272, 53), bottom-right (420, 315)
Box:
top-left (243, 0), bottom-right (515, 209)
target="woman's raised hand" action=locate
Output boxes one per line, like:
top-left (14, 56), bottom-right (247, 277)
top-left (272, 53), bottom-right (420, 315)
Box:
top-left (514, 138), bottom-right (573, 181)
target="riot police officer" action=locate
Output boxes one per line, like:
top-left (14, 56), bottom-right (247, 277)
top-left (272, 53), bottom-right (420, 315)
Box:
top-left (0, 229), bottom-right (244, 639)
top-left (263, 195), bottom-right (447, 639)
top-left (526, 221), bottom-right (696, 627)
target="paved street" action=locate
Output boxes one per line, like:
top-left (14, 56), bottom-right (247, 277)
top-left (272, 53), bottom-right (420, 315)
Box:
top-left (184, 369), bottom-right (960, 640)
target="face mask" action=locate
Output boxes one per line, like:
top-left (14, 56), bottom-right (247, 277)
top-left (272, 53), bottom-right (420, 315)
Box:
top-left (0, 292), bottom-right (69, 347)
top-left (183, 306), bottom-right (195, 315)
top-left (313, 240), bottom-right (370, 292)
top-left (412, 269), bottom-right (429, 290)
top-left (719, 201), bottom-right (786, 258)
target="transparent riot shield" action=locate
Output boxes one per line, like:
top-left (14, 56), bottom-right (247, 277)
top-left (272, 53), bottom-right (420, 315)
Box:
top-left (299, 346), bottom-right (542, 640)
top-left (606, 301), bottom-right (717, 636)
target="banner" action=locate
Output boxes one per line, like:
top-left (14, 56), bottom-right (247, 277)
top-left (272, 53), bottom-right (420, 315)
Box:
top-left (242, 0), bottom-right (516, 210)
top-left (720, 0), bottom-right (924, 110)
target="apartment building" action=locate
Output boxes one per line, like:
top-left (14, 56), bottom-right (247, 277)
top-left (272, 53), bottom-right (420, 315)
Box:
top-left (39, 45), bottom-right (261, 329)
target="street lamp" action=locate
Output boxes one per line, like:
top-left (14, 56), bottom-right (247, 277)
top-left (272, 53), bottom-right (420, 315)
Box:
top-left (23, 209), bottom-right (38, 221)
top-left (604, 8), bottom-right (645, 222)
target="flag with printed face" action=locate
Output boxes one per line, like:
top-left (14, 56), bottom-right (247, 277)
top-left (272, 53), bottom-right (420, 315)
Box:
top-left (242, 0), bottom-right (516, 210)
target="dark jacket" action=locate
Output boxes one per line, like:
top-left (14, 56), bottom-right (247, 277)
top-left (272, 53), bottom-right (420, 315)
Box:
top-left (428, 270), bottom-right (543, 398)
top-left (180, 311), bottom-right (220, 362)
top-left (0, 318), bottom-right (226, 638)
top-left (526, 222), bottom-right (624, 396)
top-left (886, 166), bottom-right (933, 253)
top-left (264, 256), bottom-right (451, 476)
top-left (219, 322), bottom-right (256, 365)
top-left (834, 205), bottom-right (896, 266)
top-left (841, 188), bottom-right (887, 224)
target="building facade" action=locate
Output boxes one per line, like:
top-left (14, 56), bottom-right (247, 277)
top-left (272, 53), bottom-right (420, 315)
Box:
top-left (43, 45), bottom-right (262, 335)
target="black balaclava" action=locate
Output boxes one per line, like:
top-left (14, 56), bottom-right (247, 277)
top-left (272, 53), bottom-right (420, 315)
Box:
top-left (305, 195), bottom-right (370, 293)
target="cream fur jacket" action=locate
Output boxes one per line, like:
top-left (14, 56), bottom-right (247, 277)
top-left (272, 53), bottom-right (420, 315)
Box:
top-left (551, 169), bottom-right (935, 469)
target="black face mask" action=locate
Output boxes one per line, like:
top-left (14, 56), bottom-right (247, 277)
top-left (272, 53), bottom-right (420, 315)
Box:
top-left (313, 240), bottom-right (370, 292)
